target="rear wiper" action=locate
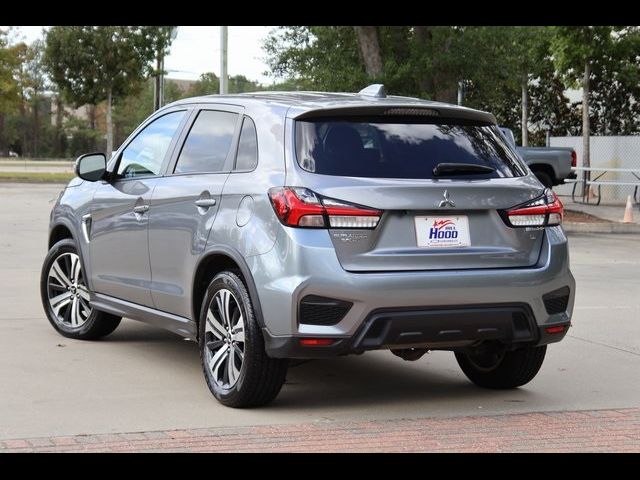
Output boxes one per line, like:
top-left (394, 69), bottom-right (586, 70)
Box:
top-left (432, 162), bottom-right (496, 176)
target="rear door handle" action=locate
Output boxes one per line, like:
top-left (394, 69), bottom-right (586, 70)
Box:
top-left (195, 198), bottom-right (217, 208)
top-left (133, 205), bottom-right (149, 214)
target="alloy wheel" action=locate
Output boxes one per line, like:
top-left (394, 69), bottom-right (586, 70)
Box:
top-left (47, 252), bottom-right (92, 328)
top-left (204, 288), bottom-right (246, 388)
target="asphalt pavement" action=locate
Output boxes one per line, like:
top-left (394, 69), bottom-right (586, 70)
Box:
top-left (1, 183), bottom-right (639, 441)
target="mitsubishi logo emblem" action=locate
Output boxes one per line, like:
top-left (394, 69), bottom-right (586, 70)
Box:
top-left (438, 190), bottom-right (455, 208)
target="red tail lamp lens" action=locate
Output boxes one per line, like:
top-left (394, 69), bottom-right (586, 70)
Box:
top-left (506, 189), bottom-right (563, 227)
top-left (268, 187), bottom-right (381, 229)
top-left (545, 325), bottom-right (566, 334)
top-left (299, 338), bottom-right (335, 346)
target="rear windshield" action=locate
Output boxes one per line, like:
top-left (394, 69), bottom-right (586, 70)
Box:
top-left (295, 117), bottom-right (527, 179)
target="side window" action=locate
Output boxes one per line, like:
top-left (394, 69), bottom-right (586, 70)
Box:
top-left (235, 116), bottom-right (258, 171)
top-left (117, 111), bottom-right (186, 178)
top-left (174, 110), bottom-right (238, 174)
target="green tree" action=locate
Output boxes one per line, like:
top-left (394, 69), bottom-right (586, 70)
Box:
top-left (187, 72), bottom-right (262, 97)
top-left (44, 26), bottom-right (174, 158)
top-left (0, 28), bottom-right (23, 155)
top-left (552, 27), bottom-right (617, 169)
top-left (587, 30), bottom-right (640, 135)
top-left (16, 40), bottom-right (54, 157)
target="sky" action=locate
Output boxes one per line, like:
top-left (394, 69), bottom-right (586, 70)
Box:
top-left (8, 26), bottom-right (582, 102)
top-left (10, 26), bottom-right (276, 84)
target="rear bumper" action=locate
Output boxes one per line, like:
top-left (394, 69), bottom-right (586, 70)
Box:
top-left (561, 171), bottom-right (578, 184)
top-left (249, 225), bottom-right (575, 358)
top-left (263, 305), bottom-right (570, 359)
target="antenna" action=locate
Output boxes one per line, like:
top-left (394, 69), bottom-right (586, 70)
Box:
top-left (358, 84), bottom-right (386, 98)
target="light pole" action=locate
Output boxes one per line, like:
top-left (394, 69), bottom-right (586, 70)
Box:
top-left (220, 26), bottom-right (228, 94)
top-left (154, 27), bottom-right (179, 110)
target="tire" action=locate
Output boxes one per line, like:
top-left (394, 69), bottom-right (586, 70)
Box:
top-left (41, 239), bottom-right (121, 340)
top-left (533, 171), bottom-right (554, 188)
top-left (199, 271), bottom-right (288, 408)
top-left (455, 345), bottom-right (547, 389)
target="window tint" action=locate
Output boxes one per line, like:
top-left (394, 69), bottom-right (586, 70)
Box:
top-left (117, 111), bottom-right (185, 178)
top-left (235, 117), bottom-right (258, 171)
top-left (295, 118), bottom-right (527, 179)
top-left (174, 110), bottom-right (238, 174)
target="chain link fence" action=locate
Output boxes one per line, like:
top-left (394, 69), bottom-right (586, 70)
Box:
top-left (551, 136), bottom-right (640, 202)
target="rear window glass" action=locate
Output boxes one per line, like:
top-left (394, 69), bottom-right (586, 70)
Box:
top-left (295, 118), bottom-right (527, 179)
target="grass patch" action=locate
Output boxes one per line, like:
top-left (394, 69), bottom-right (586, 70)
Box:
top-left (0, 172), bottom-right (75, 183)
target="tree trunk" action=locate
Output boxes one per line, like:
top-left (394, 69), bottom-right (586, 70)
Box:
top-left (33, 99), bottom-right (39, 158)
top-left (106, 88), bottom-right (113, 159)
top-left (414, 26), bottom-right (435, 97)
top-left (521, 75), bottom-right (528, 147)
top-left (0, 113), bottom-right (6, 156)
top-left (55, 96), bottom-right (64, 156)
top-left (434, 35), bottom-right (456, 103)
top-left (20, 98), bottom-right (28, 156)
top-left (88, 105), bottom-right (97, 152)
top-left (582, 60), bottom-right (591, 196)
top-left (354, 26), bottom-right (383, 78)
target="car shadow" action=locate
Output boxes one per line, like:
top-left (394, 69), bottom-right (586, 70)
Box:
top-left (270, 353), bottom-right (523, 410)
top-left (102, 321), bottom-right (540, 411)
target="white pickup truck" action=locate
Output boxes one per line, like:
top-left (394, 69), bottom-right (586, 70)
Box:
top-left (500, 127), bottom-right (577, 188)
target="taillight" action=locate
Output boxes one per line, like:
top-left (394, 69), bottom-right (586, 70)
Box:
top-left (505, 189), bottom-right (563, 228)
top-left (268, 187), bottom-right (381, 229)
top-left (571, 150), bottom-right (577, 168)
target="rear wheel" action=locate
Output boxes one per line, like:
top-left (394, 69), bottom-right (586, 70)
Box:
top-left (455, 345), bottom-right (547, 389)
top-left (199, 271), bottom-right (288, 408)
top-left (41, 239), bottom-right (121, 340)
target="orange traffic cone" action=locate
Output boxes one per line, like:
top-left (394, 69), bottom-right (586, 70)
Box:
top-left (622, 195), bottom-right (634, 223)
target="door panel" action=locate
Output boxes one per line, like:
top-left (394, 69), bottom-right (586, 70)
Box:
top-left (148, 108), bottom-right (241, 317)
top-left (90, 179), bottom-right (157, 305)
top-left (88, 109), bottom-right (188, 306)
top-left (148, 174), bottom-right (228, 316)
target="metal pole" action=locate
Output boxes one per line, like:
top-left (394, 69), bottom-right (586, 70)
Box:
top-left (154, 50), bottom-right (161, 111)
top-left (220, 26), bottom-right (228, 94)
top-left (159, 54), bottom-right (165, 108)
top-left (457, 80), bottom-right (464, 106)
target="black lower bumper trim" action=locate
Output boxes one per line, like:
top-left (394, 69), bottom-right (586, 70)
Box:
top-left (264, 303), bottom-right (569, 359)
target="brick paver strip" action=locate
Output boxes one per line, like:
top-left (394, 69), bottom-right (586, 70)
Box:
top-left (1, 408), bottom-right (638, 453)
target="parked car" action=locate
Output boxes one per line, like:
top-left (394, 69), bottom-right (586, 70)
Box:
top-left (499, 127), bottom-right (576, 188)
top-left (41, 86), bottom-right (575, 407)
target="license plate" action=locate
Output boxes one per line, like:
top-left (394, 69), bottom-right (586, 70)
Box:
top-left (414, 216), bottom-right (470, 248)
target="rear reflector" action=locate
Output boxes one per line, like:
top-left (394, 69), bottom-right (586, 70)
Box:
top-left (545, 325), bottom-right (566, 334)
top-left (299, 338), bottom-right (336, 346)
top-left (505, 189), bottom-right (563, 228)
top-left (268, 187), bottom-right (381, 229)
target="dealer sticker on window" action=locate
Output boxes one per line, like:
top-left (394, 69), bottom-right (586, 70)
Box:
top-left (414, 216), bottom-right (471, 248)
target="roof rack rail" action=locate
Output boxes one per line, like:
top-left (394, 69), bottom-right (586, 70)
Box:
top-left (358, 84), bottom-right (386, 98)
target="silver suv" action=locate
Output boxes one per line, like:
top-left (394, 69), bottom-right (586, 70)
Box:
top-left (41, 86), bottom-right (575, 408)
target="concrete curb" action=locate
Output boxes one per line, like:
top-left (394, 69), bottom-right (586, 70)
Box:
top-left (564, 222), bottom-right (640, 234)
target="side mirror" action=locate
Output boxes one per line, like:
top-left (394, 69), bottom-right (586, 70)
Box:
top-left (75, 153), bottom-right (107, 182)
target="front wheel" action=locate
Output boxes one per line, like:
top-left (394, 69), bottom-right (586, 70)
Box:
top-left (40, 239), bottom-right (121, 340)
top-left (199, 271), bottom-right (288, 408)
top-left (455, 345), bottom-right (547, 389)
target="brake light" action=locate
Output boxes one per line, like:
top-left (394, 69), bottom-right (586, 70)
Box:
top-left (505, 189), bottom-right (563, 228)
top-left (268, 187), bottom-right (381, 229)
top-left (571, 150), bottom-right (577, 168)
